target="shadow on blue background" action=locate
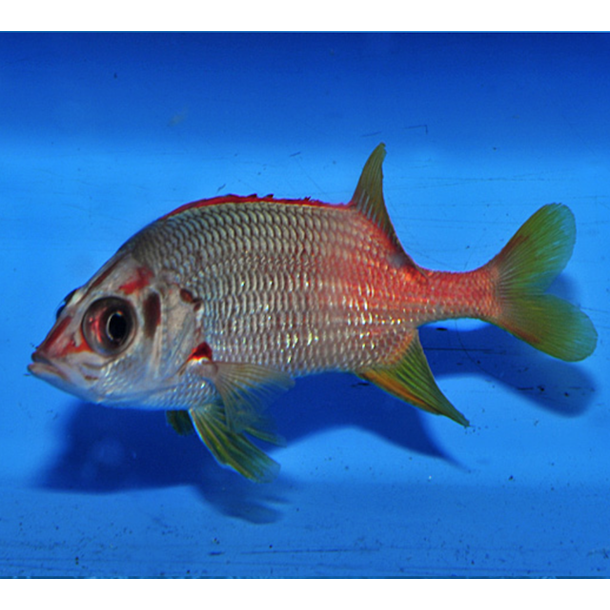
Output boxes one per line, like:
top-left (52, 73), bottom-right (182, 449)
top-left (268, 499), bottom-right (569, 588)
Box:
top-left (37, 317), bottom-right (595, 524)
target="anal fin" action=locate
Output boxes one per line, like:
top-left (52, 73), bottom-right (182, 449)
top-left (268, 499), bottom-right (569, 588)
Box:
top-left (358, 333), bottom-right (469, 427)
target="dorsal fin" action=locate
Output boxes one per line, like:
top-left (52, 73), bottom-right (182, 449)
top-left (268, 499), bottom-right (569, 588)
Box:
top-left (351, 143), bottom-right (422, 272)
top-left (351, 143), bottom-right (396, 240)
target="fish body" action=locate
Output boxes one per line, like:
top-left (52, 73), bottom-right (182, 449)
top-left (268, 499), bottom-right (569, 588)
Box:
top-left (29, 145), bottom-right (597, 481)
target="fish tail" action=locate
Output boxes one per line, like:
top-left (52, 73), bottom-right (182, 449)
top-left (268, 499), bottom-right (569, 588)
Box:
top-left (488, 203), bottom-right (597, 361)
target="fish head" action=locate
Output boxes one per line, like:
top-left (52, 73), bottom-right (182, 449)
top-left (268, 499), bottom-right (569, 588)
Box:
top-left (28, 252), bottom-right (203, 407)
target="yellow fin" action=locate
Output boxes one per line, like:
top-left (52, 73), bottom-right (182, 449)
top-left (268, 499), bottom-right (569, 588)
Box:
top-left (359, 333), bottom-right (469, 426)
top-left (489, 204), bottom-right (597, 361)
top-left (189, 403), bottom-right (280, 482)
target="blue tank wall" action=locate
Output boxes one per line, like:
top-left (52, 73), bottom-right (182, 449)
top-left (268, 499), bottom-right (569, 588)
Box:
top-left (1, 32), bottom-right (608, 577)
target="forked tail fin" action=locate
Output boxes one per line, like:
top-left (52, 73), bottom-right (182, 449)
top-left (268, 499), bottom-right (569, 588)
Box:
top-left (488, 204), bottom-right (597, 361)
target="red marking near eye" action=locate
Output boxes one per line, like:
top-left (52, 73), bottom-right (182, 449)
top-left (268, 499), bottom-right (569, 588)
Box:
top-left (188, 342), bottom-right (213, 362)
top-left (36, 315), bottom-right (91, 359)
top-left (119, 266), bottom-right (154, 295)
top-left (40, 315), bottom-right (73, 351)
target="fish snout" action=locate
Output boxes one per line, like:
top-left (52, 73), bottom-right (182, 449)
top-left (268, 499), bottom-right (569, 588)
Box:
top-left (28, 348), bottom-right (69, 383)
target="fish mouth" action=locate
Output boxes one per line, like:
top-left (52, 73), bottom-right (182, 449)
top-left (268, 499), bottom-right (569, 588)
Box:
top-left (28, 349), bottom-right (102, 402)
top-left (28, 351), bottom-right (68, 383)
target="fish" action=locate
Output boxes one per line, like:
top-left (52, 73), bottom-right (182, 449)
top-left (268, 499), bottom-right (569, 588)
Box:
top-left (28, 144), bottom-right (597, 482)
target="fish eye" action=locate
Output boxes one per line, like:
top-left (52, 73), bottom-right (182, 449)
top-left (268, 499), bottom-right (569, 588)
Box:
top-left (82, 297), bottom-right (137, 356)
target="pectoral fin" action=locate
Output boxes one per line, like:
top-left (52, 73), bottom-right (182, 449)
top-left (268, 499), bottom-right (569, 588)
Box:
top-left (188, 359), bottom-right (294, 436)
top-left (358, 333), bottom-right (469, 426)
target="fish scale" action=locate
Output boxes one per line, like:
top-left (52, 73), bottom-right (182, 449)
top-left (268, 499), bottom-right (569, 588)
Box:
top-left (126, 201), bottom-right (410, 375)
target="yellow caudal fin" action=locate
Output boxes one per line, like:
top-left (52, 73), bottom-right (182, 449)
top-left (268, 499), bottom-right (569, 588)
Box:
top-left (488, 204), bottom-right (597, 361)
top-left (359, 333), bottom-right (469, 426)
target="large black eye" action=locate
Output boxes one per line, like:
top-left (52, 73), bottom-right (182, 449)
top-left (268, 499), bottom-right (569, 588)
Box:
top-left (82, 297), bottom-right (137, 356)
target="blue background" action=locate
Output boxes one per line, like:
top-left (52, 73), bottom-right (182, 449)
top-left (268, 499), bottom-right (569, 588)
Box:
top-left (1, 33), bottom-right (608, 577)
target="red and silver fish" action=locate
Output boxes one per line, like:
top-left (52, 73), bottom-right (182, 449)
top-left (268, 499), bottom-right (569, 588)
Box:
top-left (28, 145), bottom-right (597, 481)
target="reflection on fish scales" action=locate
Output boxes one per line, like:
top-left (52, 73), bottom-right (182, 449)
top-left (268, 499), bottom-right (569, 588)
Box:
top-left (28, 144), bottom-right (597, 481)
